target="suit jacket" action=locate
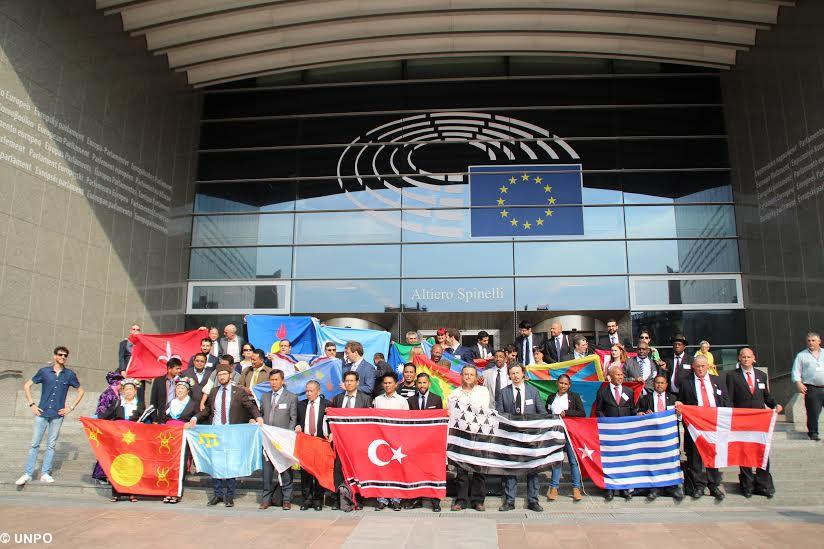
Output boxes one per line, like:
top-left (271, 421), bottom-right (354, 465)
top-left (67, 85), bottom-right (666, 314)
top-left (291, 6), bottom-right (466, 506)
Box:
top-left (187, 353), bottom-right (219, 369)
top-left (297, 397), bottom-right (328, 437)
top-left (159, 398), bottom-right (198, 423)
top-left (663, 352), bottom-right (695, 394)
top-left (342, 359), bottom-right (377, 395)
top-left (218, 335), bottom-right (246, 361)
top-left (100, 399), bottom-right (145, 422)
top-left (470, 342), bottom-right (494, 360)
top-left (545, 391), bottom-right (585, 417)
top-left (637, 391), bottom-right (677, 414)
top-left (449, 345), bottom-right (475, 363)
top-left (496, 383), bottom-right (544, 415)
top-left (596, 333), bottom-right (633, 351)
top-left (180, 366), bottom-right (214, 402)
top-left (407, 391), bottom-right (443, 410)
top-left (725, 367), bottom-right (776, 409)
top-left (482, 365), bottom-right (512, 403)
top-left (259, 388), bottom-right (298, 429)
top-left (150, 374), bottom-right (176, 415)
top-left (594, 384), bottom-right (637, 417)
top-left (195, 384), bottom-right (262, 425)
top-left (624, 356), bottom-right (658, 390)
top-left (374, 360), bottom-right (395, 390)
top-left (545, 334), bottom-right (572, 363)
top-left (239, 365), bottom-right (272, 390)
top-left (330, 391), bottom-right (372, 408)
top-left (117, 339), bottom-right (132, 372)
top-left (515, 333), bottom-right (547, 365)
top-left (677, 373), bottom-right (729, 408)
top-left (560, 351), bottom-right (594, 363)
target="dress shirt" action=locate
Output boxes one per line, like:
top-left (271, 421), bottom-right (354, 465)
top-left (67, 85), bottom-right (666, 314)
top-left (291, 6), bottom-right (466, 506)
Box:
top-left (449, 385), bottom-right (491, 409)
top-left (212, 384), bottom-right (233, 425)
top-left (671, 352), bottom-right (686, 391)
top-left (165, 377), bottom-right (175, 405)
top-left (574, 352), bottom-right (587, 359)
top-left (477, 344), bottom-right (489, 359)
top-left (373, 393), bottom-right (410, 410)
top-left (511, 383), bottom-right (526, 411)
top-left (416, 391), bottom-right (431, 409)
top-left (549, 392), bottom-right (569, 415)
top-left (248, 366), bottom-right (265, 388)
top-left (304, 398), bottom-right (320, 433)
top-left (791, 348), bottom-right (824, 386)
top-left (342, 392), bottom-right (358, 408)
top-left (694, 376), bottom-right (717, 407)
top-left (653, 391), bottom-right (668, 412)
top-left (522, 335), bottom-right (534, 366)
top-left (637, 356), bottom-right (651, 380)
top-left (226, 339), bottom-right (240, 363)
top-left (609, 333), bottom-right (618, 345)
top-left (349, 358), bottom-right (363, 372)
top-left (553, 335), bottom-right (563, 357)
top-left (193, 368), bottom-right (207, 384)
top-left (611, 384), bottom-right (624, 404)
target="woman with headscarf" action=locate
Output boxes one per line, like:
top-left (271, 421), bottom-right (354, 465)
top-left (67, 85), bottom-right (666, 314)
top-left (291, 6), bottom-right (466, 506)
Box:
top-left (91, 371), bottom-right (124, 484)
top-left (99, 378), bottom-right (145, 502)
top-left (160, 377), bottom-right (197, 503)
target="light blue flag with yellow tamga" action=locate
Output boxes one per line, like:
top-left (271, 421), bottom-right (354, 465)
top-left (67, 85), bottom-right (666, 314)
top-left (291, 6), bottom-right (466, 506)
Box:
top-left (185, 424), bottom-right (262, 478)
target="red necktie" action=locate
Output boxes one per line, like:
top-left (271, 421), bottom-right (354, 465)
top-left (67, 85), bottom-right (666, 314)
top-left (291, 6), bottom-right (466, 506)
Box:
top-left (614, 386), bottom-right (622, 406)
top-left (699, 378), bottom-right (711, 407)
top-left (658, 393), bottom-right (665, 412)
top-left (220, 387), bottom-right (227, 424)
top-left (308, 400), bottom-right (316, 436)
top-left (746, 370), bottom-right (755, 394)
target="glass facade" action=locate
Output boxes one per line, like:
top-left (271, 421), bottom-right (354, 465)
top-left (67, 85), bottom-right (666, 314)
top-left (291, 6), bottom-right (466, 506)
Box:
top-left (189, 56), bottom-right (744, 362)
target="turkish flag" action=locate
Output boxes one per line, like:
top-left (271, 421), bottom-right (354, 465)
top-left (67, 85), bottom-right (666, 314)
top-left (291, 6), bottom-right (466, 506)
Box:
top-left (680, 406), bottom-right (777, 468)
top-left (562, 417), bottom-right (606, 488)
top-left (80, 418), bottom-right (185, 496)
top-left (126, 328), bottom-right (207, 379)
top-left (326, 409), bottom-right (449, 499)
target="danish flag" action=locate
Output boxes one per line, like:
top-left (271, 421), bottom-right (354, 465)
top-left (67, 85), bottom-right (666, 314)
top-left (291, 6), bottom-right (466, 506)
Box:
top-left (680, 406), bottom-right (777, 469)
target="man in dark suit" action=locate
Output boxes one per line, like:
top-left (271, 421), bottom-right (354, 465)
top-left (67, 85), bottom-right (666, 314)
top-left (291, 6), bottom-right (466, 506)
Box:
top-left (329, 370), bottom-right (372, 510)
top-left (189, 364), bottom-right (263, 507)
top-left (495, 363), bottom-right (544, 512)
top-left (150, 358), bottom-right (183, 419)
top-left (636, 374), bottom-right (685, 501)
top-left (596, 318), bottom-right (633, 350)
top-left (470, 331), bottom-right (494, 360)
top-left (594, 365), bottom-right (636, 501)
top-left (373, 352), bottom-right (395, 393)
top-left (296, 380), bottom-right (329, 510)
top-left (341, 341), bottom-right (377, 395)
top-left (406, 372), bottom-right (444, 512)
top-left (445, 328), bottom-right (474, 363)
top-left (217, 323), bottom-right (246, 364)
top-left (624, 341), bottom-right (657, 391)
top-left (561, 334), bottom-right (594, 363)
top-left (515, 321), bottom-right (546, 367)
top-left (545, 322), bottom-right (572, 364)
top-left (187, 338), bottom-right (219, 369)
top-left (675, 355), bottom-right (729, 500)
top-left (662, 334), bottom-right (694, 397)
top-left (180, 352), bottom-right (214, 403)
top-left (117, 324), bottom-right (140, 372)
top-left (259, 369), bottom-right (298, 510)
top-left (726, 348), bottom-right (782, 498)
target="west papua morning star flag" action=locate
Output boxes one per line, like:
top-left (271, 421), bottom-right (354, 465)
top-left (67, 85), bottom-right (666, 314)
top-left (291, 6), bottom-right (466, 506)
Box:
top-left (446, 401), bottom-right (566, 476)
top-left (326, 409), bottom-right (449, 499)
top-left (563, 409), bottom-right (683, 490)
top-left (680, 405), bottom-right (777, 469)
top-left (126, 328), bottom-right (207, 380)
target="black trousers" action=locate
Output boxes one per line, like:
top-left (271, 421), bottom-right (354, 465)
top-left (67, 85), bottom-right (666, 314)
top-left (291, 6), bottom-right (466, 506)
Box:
top-left (302, 469), bottom-right (324, 504)
top-left (805, 385), bottom-right (824, 436)
top-left (739, 459), bottom-right (774, 494)
top-left (684, 430), bottom-right (721, 490)
top-left (454, 468), bottom-right (486, 505)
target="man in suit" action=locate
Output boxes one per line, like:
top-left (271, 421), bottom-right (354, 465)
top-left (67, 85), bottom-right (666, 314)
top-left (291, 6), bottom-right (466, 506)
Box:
top-left (373, 352), bottom-right (395, 393)
top-left (515, 321), bottom-right (546, 367)
top-left (150, 358), bottom-right (183, 419)
top-left (636, 375), bottom-right (685, 501)
top-left (662, 334), bottom-right (693, 397)
top-left (259, 369), bottom-right (298, 510)
top-left (189, 364), bottom-right (263, 507)
top-left (218, 323), bottom-right (246, 364)
top-left (495, 363), bottom-right (544, 512)
top-left (726, 348), bottom-right (782, 498)
top-left (329, 370), bottom-right (372, 510)
top-left (594, 365), bottom-right (637, 501)
top-left (296, 380), bottom-right (328, 510)
top-left (561, 334), bottom-right (594, 362)
top-left (187, 338), bottom-right (219, 369)
top-left (117, 324), bottom-right (140, 372)
top-left (596, 318), bottom-right (633, 350)
top-left (239, 349), bottom-right (271, 393)
top-left (545, 322), bottom-right (571, 364)
top-left (180, 353), bottom-right (214, 403)
top-left (482, 349), bottom-right (512, 404)
top-left (341, 340), bottom-right (377, 395)
top-left (445, 328), bottom-right (474, 363)
top-left (625, 341), bottom-right (657, 391)
top-left (406, 372), bottom-right (443, 512)
top-left (675, 355), bottom-right (729, 500)
top-left (470, 331), bottom-right (494, 360)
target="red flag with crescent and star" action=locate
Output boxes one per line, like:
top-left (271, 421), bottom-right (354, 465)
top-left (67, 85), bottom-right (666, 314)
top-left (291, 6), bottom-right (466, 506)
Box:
top-left (326, 409), bottom-right (449, 499)
top-left (126, 328), bottom-right (207, 379)
top-left (80, 418), bottom-right (186, 496)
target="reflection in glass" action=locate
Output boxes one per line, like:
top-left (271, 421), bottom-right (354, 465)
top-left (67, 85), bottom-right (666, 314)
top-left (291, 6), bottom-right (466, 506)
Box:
top-left (190, 247), bottom-right (292, 279)
top-left (625, 205), bottom-right (736, 238)
top-left (292, 279), bottom-right (400, 313)
top-left (195, 182), bottom-right (295, 213)
top-left (627, 239), bottom-right (740, 274)
top-left (296, 179), bottom-right (401, 211)
top-left (516, 276), bottom-right (628, 310)
top-left (632, 278), bottom-right (739, 306)
top-left (402, 243), bottom-right (512, 277)
top-left (401, 278), bottom-right (513, 312)
top-left (192, 214), bottom-right (294, 246)
top-left (632, 309), bottom-right (746, 347)
top-left (295, 211), bottom-right (400, 244)
top-left (190, 284), bottom-right (286, 311)
top-left (515, 241), bottom-right (626, 276)
top-left (294, 245), bottom-right (400, 278)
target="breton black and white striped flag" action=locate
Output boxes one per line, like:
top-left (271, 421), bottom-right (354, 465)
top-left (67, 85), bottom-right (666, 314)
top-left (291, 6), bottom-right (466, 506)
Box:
top-left (446, 401), bottom-right (567, 476)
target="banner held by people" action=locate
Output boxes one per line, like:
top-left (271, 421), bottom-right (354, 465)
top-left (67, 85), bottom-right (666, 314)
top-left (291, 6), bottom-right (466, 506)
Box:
top-left (126, 328), bottom-right (207, 379)
top-left (246, 315), bottom-right (319, 355)
top-left (260, 424), bottom-right (336, 492)
top-left (526, 379), bottom-right (645, 417)
top-left (184, 424), bottom-right (262, 479)
top-left (526, 355), bottom-right (604, 382)
top-left (252, 359), bottom-right (343, 403)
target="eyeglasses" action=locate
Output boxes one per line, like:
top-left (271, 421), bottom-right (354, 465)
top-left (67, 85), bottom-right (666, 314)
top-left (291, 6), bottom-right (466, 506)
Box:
top-left (56, 353), bottom-right (68, 357)
top-left (639, 335), bottom-right (650, 339)
top-left (326, 348), bottom-right (336, 352)
top-left (242, 348), bottom-right (253, 352)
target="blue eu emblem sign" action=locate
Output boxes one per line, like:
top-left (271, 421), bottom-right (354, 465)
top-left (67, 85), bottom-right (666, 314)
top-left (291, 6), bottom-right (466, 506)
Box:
top-left (469, 164), bottom-right (584, 237)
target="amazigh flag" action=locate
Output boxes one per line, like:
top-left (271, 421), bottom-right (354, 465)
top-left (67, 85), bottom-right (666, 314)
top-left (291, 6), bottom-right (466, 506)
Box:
top-left (680, 406), bottom-right (777, 468)
top-left (526, 380), bottom-right (645, 417)
top-left (127, 328), bottom-right (207, 379)
top-left (526, 355), bottom-right (604, 382)
top-left (260, 424), bottom-right (336, 491)
top-left (184, 424), bottom-right (262, 478)
top-left (246, 315), bottom-right (318, 354)
top-left (80, 418), bottom-right (185, 497)
top-left (253, 359), bottom-right (343, 403)
top-left (412, 355), bottom-right (461, 406)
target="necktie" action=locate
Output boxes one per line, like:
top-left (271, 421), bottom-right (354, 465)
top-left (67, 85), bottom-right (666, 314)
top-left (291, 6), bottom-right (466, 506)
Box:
top-left (614, 385), bottom-right (622, 406)
top-left (515, 387), bottom-right (522, 414)
top-left (419, 394), bottom-right (425, 409)
top-left (220, 387), bottom-right (227, 424)
top-left (308, 401), bottom-right (316, 436)
top-left (167, 379), bottom-right (174, 404)
top-left (672, 356), bottom-right (681, 389)
top-left (495, 368), bottom-right (503, 396)
top-left (556, 337), bottom-right (561, 358)
top-left (746, 370), bottom-right (755, 394)
top-left (269, 392), bottom-right (279, 424)
top-left (658, 393), bottom-right (665, 412)
top-left (523, 339), bottom-right (529, 365)
top-left (638, 358), bottom-right (646, 379)
top-left (699, 378), bottom-right (711, 407)
top-left (345, 395), bottom-right (353, 408)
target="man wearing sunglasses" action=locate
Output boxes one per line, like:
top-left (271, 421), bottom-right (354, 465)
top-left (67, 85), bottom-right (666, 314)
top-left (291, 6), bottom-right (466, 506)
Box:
top-left (16, 346), bottom-right (85, 486)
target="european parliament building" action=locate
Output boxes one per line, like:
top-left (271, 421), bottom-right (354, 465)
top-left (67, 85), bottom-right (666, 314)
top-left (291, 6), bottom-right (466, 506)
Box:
top-left (0, 0), bottom-right (820, 405)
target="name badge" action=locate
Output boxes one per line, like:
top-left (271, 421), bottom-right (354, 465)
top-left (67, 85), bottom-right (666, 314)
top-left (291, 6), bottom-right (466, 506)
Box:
top-left (525, 399), bottom-right (534, 405)
top-left (278, 403), bottom-right (287, 409)
top-left (621, 393), bottom-right (629, 401)
top-left (716, 389), bottom-right (722, 395)
top-left (682, 364), bottom-right (691, 369)
top-left (758, 383), bottom-right (766, 389)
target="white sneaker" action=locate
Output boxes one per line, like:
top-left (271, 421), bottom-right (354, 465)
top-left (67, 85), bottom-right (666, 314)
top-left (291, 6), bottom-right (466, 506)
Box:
top-left (39, 474), bottom-right (55, 483)
top-left (15, 474), bottom-right (32, 486)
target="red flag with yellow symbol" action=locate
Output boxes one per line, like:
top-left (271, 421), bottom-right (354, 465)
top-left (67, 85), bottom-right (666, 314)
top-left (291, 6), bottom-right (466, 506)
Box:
top-left (80, 418), bottom-right (185, 497)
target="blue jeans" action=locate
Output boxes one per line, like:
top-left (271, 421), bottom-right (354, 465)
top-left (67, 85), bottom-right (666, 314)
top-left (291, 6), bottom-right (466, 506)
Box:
top-left (213, 478), bottom-right (237, 498)
top-left (505, 473), bottom-right (539, 504)
top-left (25, 416), bottom-right (64, 476)
top-left (550, 440), bottom-right (581, 489)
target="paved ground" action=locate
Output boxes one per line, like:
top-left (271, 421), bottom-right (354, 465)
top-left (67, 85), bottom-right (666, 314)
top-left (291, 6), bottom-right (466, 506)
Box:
top-left (1, 494), bottom-right (824, 548)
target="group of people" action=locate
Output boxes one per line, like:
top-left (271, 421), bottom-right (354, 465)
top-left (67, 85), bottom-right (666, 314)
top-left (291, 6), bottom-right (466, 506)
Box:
top-left (15, 322), bottom-right (824, 512)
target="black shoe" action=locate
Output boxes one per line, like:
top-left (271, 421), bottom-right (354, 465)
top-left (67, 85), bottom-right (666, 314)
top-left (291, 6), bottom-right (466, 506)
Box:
top-left (391, 501), bottom-right (401, 511)
top-left (527, 502), bottom-right (543, 512)
top-left (742, 490), bottom-right (753, 498)
top-left (207, 496), bottom-right (223, 506)
top-left (709, 486), bottom-right (725, 501)
top-left (432, 504), bottom-right (441, 513)
top-left (604, 490), bottom-right (614, 501)
top-left (300, 502), bottom-right (311, 510)
top-left (225, 496), bottom-right (234, 507)
top-left (498, 502), bottom-right (515, 512)
top-left (810, 433), bottom-right (821, 441)
top-left (623, 490), bottom-right (633, 501)
top-left (375, 501), bottom-right (386, 510)
top-left (753, 490), bottom-right (774, 499)
top-left (331, 502), bottom-right (341, 510)
top-left (409, 499), bottom-right (423, 509)
top-left (647, 489), bottom-right (659, 501)
top-left (691, 489), bottom-right (704, 499)
top-left (671, 487), bottom-right (685, 501)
